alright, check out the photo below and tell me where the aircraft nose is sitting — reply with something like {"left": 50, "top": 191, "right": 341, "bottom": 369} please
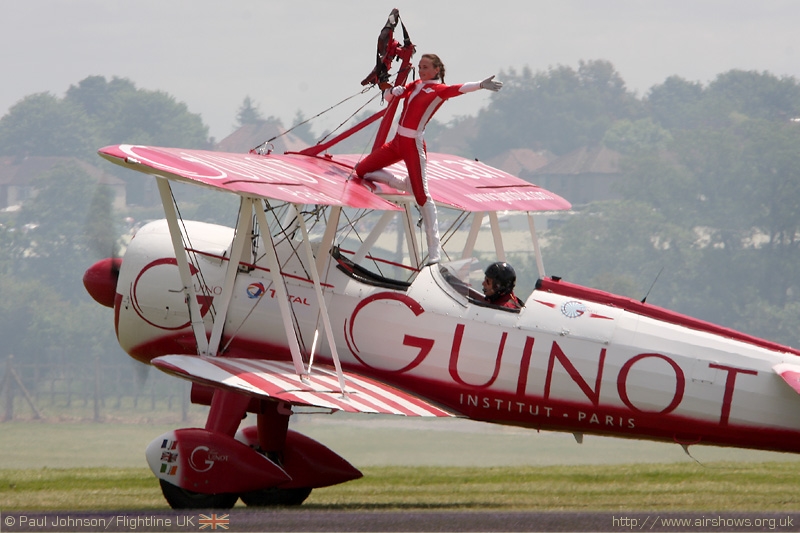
{"left": 83, "top": 258, "right": 122, "bottom": 308}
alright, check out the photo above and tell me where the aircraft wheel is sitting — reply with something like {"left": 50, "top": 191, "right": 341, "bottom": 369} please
{"left": 239, "top": 487, "right": 312, "bottom": 507}
{"left": 158, "top": 479, "right": 238, "bottom": 509}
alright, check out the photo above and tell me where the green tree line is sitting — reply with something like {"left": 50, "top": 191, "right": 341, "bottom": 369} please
{"left": 2, "top": 62, "right": 800, "bottom": 389}
{"left": 0, "top": 76, "right": 214, "bottom": 388}
{"left": 510, "top": 65, "right": 800, "bottom": 346}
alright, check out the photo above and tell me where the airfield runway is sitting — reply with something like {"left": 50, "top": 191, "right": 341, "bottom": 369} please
{"left": 5, "top": 417, "right": 800, "bottom": 532}
{"left": 2, "top": 510, "right": 587, "bottom": 532}
{"left": 4, "top": 509, "right": 796, "bottom": 532}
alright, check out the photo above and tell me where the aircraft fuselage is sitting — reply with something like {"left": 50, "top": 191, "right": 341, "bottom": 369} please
{"left": 114, "top": 220, "right": 800, "bottom": 454}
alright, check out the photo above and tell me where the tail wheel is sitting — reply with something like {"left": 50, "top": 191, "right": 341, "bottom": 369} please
{"left": 239, "top": 487, "right": 312, "bottom": 507}
{"left": 159, "top": 479, "right": 239, "bottom": 509}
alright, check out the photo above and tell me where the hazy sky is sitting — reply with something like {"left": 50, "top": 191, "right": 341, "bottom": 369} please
{"left": 3, "top": 1, "right": 800, "bottom": 142}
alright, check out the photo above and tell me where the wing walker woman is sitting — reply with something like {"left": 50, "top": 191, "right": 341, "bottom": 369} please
{"left": 356, "top": 53, "right": 503, "bottom": 265}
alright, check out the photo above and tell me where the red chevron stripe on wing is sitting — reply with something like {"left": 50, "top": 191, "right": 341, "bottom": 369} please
{"left": 218, "top": 358, "right": 434, "bottom": 416}
{"left": 151, "top": 355, "right": 452, "bottom": 417}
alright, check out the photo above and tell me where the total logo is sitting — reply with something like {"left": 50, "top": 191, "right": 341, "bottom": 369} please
{"left": 247, "top": 282, "right": 266, "bottom": 299}
{"left": 189, "top": 446, "right": 229, "bottom": 472}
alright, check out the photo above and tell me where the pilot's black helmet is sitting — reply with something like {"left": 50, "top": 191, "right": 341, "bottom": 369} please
{"left": 485, "top": 262, "right": 516, "bottom": 296}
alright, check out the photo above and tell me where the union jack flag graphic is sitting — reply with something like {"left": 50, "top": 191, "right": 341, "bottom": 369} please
{"left": 198, "top": 513, "right": 229, "bottom": 530}
{"left": 160, "top": 451, "right": 178, "bottom": 462}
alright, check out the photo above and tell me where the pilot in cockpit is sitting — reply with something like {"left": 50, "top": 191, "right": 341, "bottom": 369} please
{"left": 481, "top": 262, "right": 524, "bottom": 310}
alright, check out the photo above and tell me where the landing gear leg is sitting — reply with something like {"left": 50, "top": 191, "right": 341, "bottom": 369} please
{"left": 239, "top": 400, "right": 313, "bottom": 507}
{"left": 155, "top": 390, "right": 252, "bottom": 509}
{"left": 256, "top": 399, "right": 291, "bottom": 463}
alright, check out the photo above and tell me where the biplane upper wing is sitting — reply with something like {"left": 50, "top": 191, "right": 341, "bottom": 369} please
{"left": 99, "top": 145, "right": 570, "bottom": 212}
{"left": 335, "top": 152, "right": 572, "bottom": 212}
{"left": 152, "top": 355, "right": 454, "bottom": 417}
{"left": 98, "top": 145, "right": 401, "bottom": 211}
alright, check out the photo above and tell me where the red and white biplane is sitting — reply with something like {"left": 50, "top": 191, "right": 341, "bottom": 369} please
{"left": 84, "top": 11, "right": 800, "bottom": 509}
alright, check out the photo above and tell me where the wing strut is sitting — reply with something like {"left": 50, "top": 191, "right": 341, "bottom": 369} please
{"left": 403, "top": 204, "right": 422, "bottom": 267}
{"left": 156, "top": 177, "right": 210, "bottom": 356}
{"left": 291, "top": 204, "right": 347, "bottom": 394}
{"left": 527, "top": 212, "right": 546, "bottom": 279}
{"left": 316, "top": 206, "right": 341, "bottom": 276}
{"left": 488, "top": 211, "right": 506, "bottom": 262}
{"left": 251, "top": 202, "right": 347, "bottom": 394}
{"left": 354, "top": 210, "right": 395, "bottom": 264}
{"left": 462, "top": 211, "right": 484, "bottom": 259}
{"left": 207, "top": 198, "right": 253, "bottom": 357}
{"left": 252, "top": 201, "right": 307, "bottom": 377}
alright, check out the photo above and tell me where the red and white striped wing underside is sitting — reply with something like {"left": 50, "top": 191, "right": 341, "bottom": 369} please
{"left": 152, "top": 355, "right": 452, "bottom": 417}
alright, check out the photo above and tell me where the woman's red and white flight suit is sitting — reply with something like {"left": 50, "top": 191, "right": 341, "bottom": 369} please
{"left": 356, "top": 77, "right": 497, "bottom": 264}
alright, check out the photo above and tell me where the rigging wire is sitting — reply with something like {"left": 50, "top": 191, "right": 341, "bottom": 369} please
{"left": 168, "top": 186, "right": 216, "bottom": 323}
{"left": 351, "top": 65, "right": 416, "bottom": 169}
{"left": 221, "top": 200, "right": 312, "bottom": 359}
{"left": 251, "top": 87, "right": 377, "bottom": 155}
{"left": 335, "top": 208, "right": 373, "bottom": 247}
{"left": 220, "top": 279, "right": 270, "bottom": 356}
{"left": 438, "top": 210, "right": 472, "bottom": 263}
{"left": 262, "top": 199, "right": 310, "bottom": 359}
{"left": 315, "top": 90, "right": 383, "bottom": 147}
{"left": 250, "top": 60, "right": 413, "bottom": 158}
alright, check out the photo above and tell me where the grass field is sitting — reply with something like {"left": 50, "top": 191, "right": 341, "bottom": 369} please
{"left": 3, "top": 416, "right": 800, "bottom": 511}
{"left": 2, "top": 463, "right": 800, "bottom": 511}
{"left": 4, "top": 414, "right": 800, "bottom": 469}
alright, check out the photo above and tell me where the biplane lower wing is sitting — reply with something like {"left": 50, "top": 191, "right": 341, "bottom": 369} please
{"left": 98, "top": 145, "right": 401, "bottom": 210}
{"left": 774, "top": 363, "right": 800, "bottom": 396}
{"left": 152, "top": 355, "right": 454, "bottom": 417}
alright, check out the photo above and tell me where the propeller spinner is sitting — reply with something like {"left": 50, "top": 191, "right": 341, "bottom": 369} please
{"left": 83, "top": 257, "right": 122, "bottom": 308}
